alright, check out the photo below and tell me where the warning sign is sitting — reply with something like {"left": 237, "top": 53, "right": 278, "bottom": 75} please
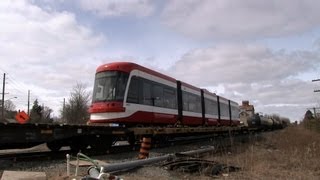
{"left": 15, "top": 111, "right": 30, "bottom": 124}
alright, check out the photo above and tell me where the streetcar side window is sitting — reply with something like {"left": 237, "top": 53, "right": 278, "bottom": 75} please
{"left": 205, "top": 98, "right": 218, "bottom": 115}
{"left": 127, "top": 76, "right": 140, "bottom": 104}
{"left": 231, "top": 106, "right": 239, "bottom": 119}
{"left": 138, "top": 77, "right": 177, "bottom": 109}
{"left": 220, "top": 102, "right": 230, "bottom": 118}
{"left": 163, "top": 87, "right": 177, "bottom": 109}
{"left": 153, "top": 84, "right": 164, "bottom": 107}
{"left": 194, "top": 95, "right": 202, "bottom": 113}
{"left": 188, "top": 94, "right": 197, "bottom": 112}
{"left": 182, "top": 91, "right": 201, "bottom": 113}
{"left": 182, "top": 91, "right": 188, "bottom": 111}
{"left": 142, "top": 80, "right": 153, "bottom": 105}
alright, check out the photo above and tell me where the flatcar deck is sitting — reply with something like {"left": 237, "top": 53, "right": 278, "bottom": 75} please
{"left": 130, "top": 126, "right": 255, "bottom": 135}
{"left": 0, "top": 122, "right": 128, "bottom": 150}
{"left": 0, "top": 122, "right": 262, "bottom": 151}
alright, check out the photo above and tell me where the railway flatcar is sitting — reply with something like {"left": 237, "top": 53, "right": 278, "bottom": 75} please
{"left": 89, "top": 62, "right": 240, "bottom": 127}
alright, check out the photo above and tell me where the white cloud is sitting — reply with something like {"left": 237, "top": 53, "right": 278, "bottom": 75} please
{"left": 314, "top": 38, "right": 320, "bottom": 50}
{"left": 169, "top": 44, "right": 320, "bottom": 86}
{"left": 162, "top": 0, "right": 320, "bottom": 39}
{"left": 0, "top": 2, "right": 104, "bottom": 62}
{"left": 167, "top": 43, "right": 320, "bottom": 121}
{"left": 1, "top": 0, "right": 318, "bottom": 122}
{"left": 223, "top": 79, "right": 317, "bottom": 105}
{"left": 79, "top": 0, "right": 155, "bottom": 18}
{"left": 219, "top": 79, "right": 317, "bottom": 121}
{"left": 0, "top": 0, "right": 106, "bottom": 115}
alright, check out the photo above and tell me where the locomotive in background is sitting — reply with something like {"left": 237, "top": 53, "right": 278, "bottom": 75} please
{"left": 240, "top": 101, "right": 290, "bottom": 130}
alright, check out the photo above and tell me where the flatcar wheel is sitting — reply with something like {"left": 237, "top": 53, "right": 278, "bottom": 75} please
{"left": 47, "top": 141, "right": 62, "bottom": 152}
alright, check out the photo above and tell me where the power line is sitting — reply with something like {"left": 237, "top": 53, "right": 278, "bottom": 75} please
{"left": 6, "top": 73, "right": 29, "bottom": 90}
{"left": 313, "top": 78, "right": 320, "bottom": 93}
{"left": 6, "top": 78, "right": 26, "bottom": 95}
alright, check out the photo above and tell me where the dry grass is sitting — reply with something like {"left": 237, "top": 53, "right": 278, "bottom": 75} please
{"left": 120, "top": 126, "right": 320, "bottom": 180}
{"left": 120, "top": 125, "right": 320, "bottom": 180}
{"left": 303, "top": 118, "right": 320, "bottom": 133}
{"left": 206, "top": 126, "right": 320, "bottom": 179}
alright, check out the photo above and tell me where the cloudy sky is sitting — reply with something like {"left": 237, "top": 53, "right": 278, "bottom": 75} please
{"left": 1, "top": 0, "right": 320, "bottom": 121}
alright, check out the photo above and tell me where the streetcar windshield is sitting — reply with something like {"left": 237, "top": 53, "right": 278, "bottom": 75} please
{"left": 92, "top": 71, "right": 129, "bottom": 102}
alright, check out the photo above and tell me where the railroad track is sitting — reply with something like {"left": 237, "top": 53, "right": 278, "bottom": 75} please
{"left": 0, "top": 145, "right": 137, "bottom": 161}
{"left": 0, "top": 132, "right": 258, "bottom": 161}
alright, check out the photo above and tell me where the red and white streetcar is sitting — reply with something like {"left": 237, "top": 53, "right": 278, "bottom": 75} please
{"left": 89, "top": 62, "right": 240, "bottom": 127}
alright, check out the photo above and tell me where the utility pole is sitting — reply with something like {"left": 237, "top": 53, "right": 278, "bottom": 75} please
{"left": 1, "top": 73, "right": 5, "bottom": 121}
{"left": 313, "top": 79, "right": 320, "bottom": 92}
{"left": 312, "top": 78, "right": 320, "bottom": 117}
{"left": 27, "top": 90, "right": 30, "bottom": 115}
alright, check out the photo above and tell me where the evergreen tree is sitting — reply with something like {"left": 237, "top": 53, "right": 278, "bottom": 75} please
{"left": 30, "top": 99, "right": 42, "bottom": 123}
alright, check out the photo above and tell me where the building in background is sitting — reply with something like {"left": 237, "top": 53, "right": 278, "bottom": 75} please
{"left": 239, "top": 100, "right": 255, "bottom": 126}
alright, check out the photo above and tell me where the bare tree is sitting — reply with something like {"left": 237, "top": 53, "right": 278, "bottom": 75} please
{"left": 4, "top": 100, "right": 16, "bottom": 111}
{"left": 2, "top": 100, "right": 17, "bottom": 120}
{"left": 61, "top": 83, "right": 91, "bottom": 124}
{"left": 42, "top": 106, "right": 53, "bottom": 123}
